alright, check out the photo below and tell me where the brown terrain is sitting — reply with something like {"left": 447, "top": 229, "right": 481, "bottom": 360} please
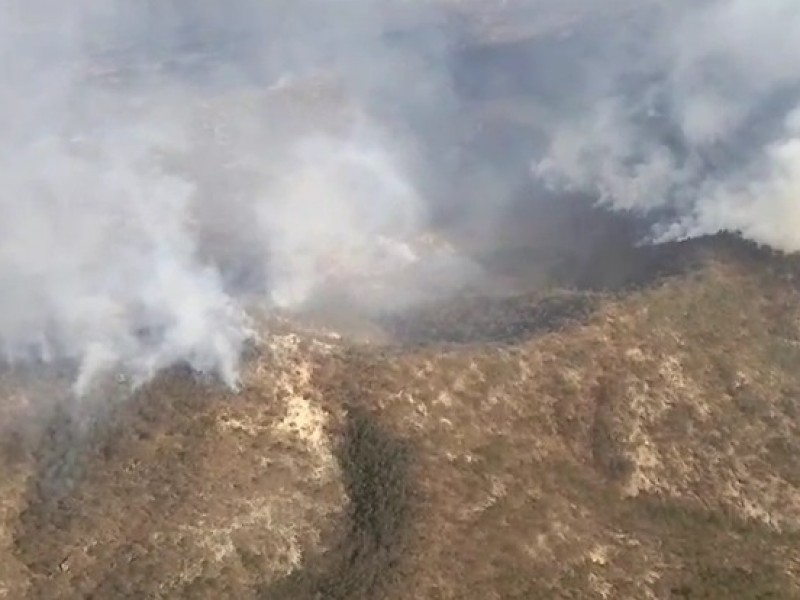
{"left": 4, "top": 4, "right": 800, "bottom": 598}
{"left": 3, "top": 233, "right": 800, "bottom": 599}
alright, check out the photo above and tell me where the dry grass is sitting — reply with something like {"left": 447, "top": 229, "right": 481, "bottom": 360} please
{"left": 3, "top": 238, "right": 800, "bottom": 598}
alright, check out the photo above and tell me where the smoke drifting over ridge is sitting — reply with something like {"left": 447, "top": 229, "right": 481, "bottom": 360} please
{"left": 0, "top": 1, "right": 457, "bottom": 391}
{"left": 2, "top": 0, "right": 799, "bottom": 390}
{"left": 532, "top": 0, "right": 800, "bottom": 248}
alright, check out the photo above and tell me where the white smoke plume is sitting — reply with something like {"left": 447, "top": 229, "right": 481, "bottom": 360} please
{"left": 4, "top": 0, "right": 800, "bottom": 392}
{"left": 532, "top": 0, "right": 800, "bottom": 250}
{"left": 0, "top": 0, "right": 454, "bottom": 392}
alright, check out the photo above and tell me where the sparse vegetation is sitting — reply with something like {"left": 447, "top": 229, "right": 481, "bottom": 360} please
{"left": 386, "top": 291, "right": 598, "bottom": 345}
{"left": 262, "top": 405, "right": 413, "bottom": 600}
{"left": 5, "top": 234, "right": 800, "bottom": 599}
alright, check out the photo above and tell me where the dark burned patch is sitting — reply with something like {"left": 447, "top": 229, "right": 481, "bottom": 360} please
{"left": 455, "top": 178, "right": 786, "bottom": 296}
{"left": 10, "top": 362, "right": 415, "bottom": 599}
{"left": 384, "top": 291, "right": 597, "bottom": 346}
{"left": 376, "top": 222, "right": 784, "bottom": 347}
{"left": 11, "top": 396, "right": 117, "bottom": 582}
{"left": 23, "top": 407, "right": 88, "bottom": 506}
{"left": 477, "top": 226, "right": 735, "bottom": 294}
{"left": 11, "top": 366, "right": 219, "bottom": 594}
{"left": 589, "top": 376, "right": 634, "bottom": 483}
{"left": 557, "top": 235, "right": 711, "bottom": 292}
{"left": 262, "top": 405, "right": 414, "bottom": 600}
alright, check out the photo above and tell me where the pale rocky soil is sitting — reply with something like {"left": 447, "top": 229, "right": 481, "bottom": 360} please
{"left": 3, "top": 238, "right": 800, "bottom": 598}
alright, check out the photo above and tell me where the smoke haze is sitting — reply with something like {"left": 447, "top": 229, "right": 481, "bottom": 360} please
{"left": 1, "top": 0, "right": 799, "bottom": 390}
{"left": 532, "top": 0, "right": 800, "bottom": 248}
{"left": 0, "top": 1, "right": 457, "bottom": 391}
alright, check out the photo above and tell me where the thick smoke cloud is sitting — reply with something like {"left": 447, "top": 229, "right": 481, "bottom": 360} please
{"left": 0, "top": 0, "right": 456, "bottom": 391}
{"left": 532, "top": 0, "right": 800, "bottom": 249}
{"left": 3, "top": 0, "right": 799, "bottom": 391}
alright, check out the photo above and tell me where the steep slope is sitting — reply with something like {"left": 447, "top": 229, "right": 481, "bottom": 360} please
{"left": 3, "top": 240, "right": 800, "bottom": 599}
